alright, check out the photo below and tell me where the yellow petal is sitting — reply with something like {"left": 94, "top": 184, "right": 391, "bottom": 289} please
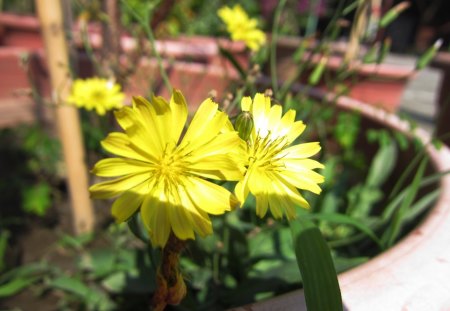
{"left": 89, "top": 173, "right": 149, "bottom": 199}
{"left": 181, "top": 99, "right": 223, "bottom": 145}
{"left": 284, "top": 158, "right": 325, "bottom": 171}
{"left": 280, "top": 142, "right": 321, "bottom": 159}
{"left": 170, "top": 89, "right": 188, "bottom": 141}
{"left": 178, "top": 185, "right": 213, "bottom": 237}
{"left": 188, "top": 154, "right": 243, "bottom": 181}
{"left": 268, "top": 104, "right": 282, "bottom": 130}
{"left": 277, "top": 170, "right": 324, "bottom": 194}
{"left": 101, "top": 132, "right": 158, "bottom": 163}
{"left": 111, "top": 189, "right": 145, "bottom": 222}
{"left": 255, "top": 193, "right": 269, "bottom": 218}
{"left": 235, "top": 173, "right": 250, "bottom": 205}
{"left": 247, "top": 167, "right": 272, "bottom": 195}
{"left": 114, "top": 106, "right": 135, "bottom": 131}
{"left": 241, "top": 96, "right": 252, "bottom": 111}
{"left": 140, "top": 189, "right": 171, "bottom": 248}
{"left": 189, "top": 132, "right": 243, "bottom": 158}
{"left": 185, "top": 176, "right": 237, "bottom": 215}
{"left": 286, "top": 121, "right": 306, "bottom": 143}
{"left": 91, "top": 158, "right": 151, "bottom": 177}
{"left": 168, "top": 203, "right": 195, "bottom": 241}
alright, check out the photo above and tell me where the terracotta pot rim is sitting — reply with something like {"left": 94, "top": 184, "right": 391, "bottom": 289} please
{"left": 230, "top": 91, "right": 450, "bottom": 310}
{"left": 0, "top": 12, "right": 40, "bottom": 30}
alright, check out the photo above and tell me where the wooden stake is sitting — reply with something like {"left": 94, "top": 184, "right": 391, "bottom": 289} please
{"left": 35, "top": 0, "right": 94, "bottom": 234}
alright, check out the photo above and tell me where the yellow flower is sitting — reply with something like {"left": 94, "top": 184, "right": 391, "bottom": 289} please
{"left": 89, "top": 90, "right": 244, "bottom": 247}
{"left": 235, "top": 94, "right": 325, "bottom": 220}
{"left": 218, "top": 4, "right": 266, "bottom": 51}
{"left": 68, "top": 78, "right": 124, "bottom": 115}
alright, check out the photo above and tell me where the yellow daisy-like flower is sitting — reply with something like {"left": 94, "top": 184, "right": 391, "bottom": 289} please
{"left": 67, "top": 78, "right": 124, "bottom": 115}
{"left": 218, "top": 4, "right": 266, "bottom": 52}
{"left": 235, "top": 94, "right": 325, "bottom": 220}
{"left": 89, "top": 90, "right": 244, "bottom": 247}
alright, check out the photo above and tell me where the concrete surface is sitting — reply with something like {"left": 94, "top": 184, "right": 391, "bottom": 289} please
{"left": 387, "top": 53, "right": 442, "bottom": 133}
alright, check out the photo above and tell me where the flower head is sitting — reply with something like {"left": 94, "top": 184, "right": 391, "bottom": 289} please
{"left": 89, "top": 90, "right": 244, "bottom": 247}
{"left": 218, "top": 4, "right": 266, "bottom": 52}
{"left": 235, "top": 94, "right": 324, "bottom": 220}
{"left": 68, "top": 78, "right": 124, "bottom": 115}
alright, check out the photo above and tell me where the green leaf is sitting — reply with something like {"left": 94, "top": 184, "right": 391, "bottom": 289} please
{"left": 0, "top": 262, "right": 49, "bottom": 284}
{"left": 48, "top": 276, "right": 91, "bottom": 297}
{"left": 382, "top": 157, "right": 428, "bottom": 247}
{"left": 291, "top": 218, "right": 343, "bottom": 311}
{"left": 404, "top": 189, "right": 441, "bottom": 222}
{"left": 366, "top": 141, "right": 397, "bottom": 187}
{"left": 219, "top": 46, "right": 246, "bottom": 80}
{"left": 0, "top": 230, "right": 10, "bottom": 271}
{"left": 77, "top": 249, "right": 117, "bottom": 278}
{"left": 0, "top": 276, "right": 40, "bottom": 297}
{"left": 306, "top": 212, "right": 381, "bottom": 247}
{"left": 22, "top": 182, "right": 52, "bottom": 216}
{"left": 47, "top": 276, "right": 115, "bottom": 311}
{"left": 58, "top": 232, "right": 94, "bottom": 250}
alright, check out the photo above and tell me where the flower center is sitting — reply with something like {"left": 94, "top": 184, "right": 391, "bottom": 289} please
{"left": 91, "top": 89, "right": 105, "bottom": 101}
{"left": 249, "top": 131, "right": 287, "bottom": 171}
{"left": 154, "top": 144, "right": 187, "bottom": 185}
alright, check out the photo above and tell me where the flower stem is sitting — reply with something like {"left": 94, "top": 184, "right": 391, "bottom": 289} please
{"left": 152, "top": 233, "right": 186, "bottom": 310}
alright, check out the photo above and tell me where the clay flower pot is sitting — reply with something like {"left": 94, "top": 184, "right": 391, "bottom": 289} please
{"left": 271, "top": 36, "right": 415, "bottom": 113}
{"left": 230, "top": 91, "right": 450, "bottom": 311}
{"left": 0, "top": 12, "right": 248, "bottom": 127}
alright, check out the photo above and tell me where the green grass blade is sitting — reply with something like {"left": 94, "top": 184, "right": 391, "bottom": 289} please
{"left": 388, "top": 148, "right": 426, "bottom": 200}
{"left": 0, "top": 276, "right": 40, "bottom": 297}
{"left": 404, "top": 189, "right": 441, "bottom": 222}
{"left": 306, "top": 212, "right": 381, "bottom": 247}
{"left": 382, "top": 158, "right": 428, "bottom": 248}
{"left": 218, "top": 47, "right": 246, "bottom": 80}
{"left": 291, "top": 218, "right": 343, "bottom": 311}
{"left": 381, "top": 168, "right": 450, "bottom": 223}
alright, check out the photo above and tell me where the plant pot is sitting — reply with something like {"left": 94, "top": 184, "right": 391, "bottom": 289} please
{"left": 271, "top": 36, "right": 415, "bottom": 112}
{"left": 230, "top": 90, "right": 450, "bottom": 310}
{"left": 0, "top": 12, "right": 247, "bottom": 127}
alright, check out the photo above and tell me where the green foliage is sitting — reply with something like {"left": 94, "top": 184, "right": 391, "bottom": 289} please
{"left": 0, "top": 230, "right": 9, "bottom": 272}
{"left": 291, "top": 218, "right": 342, "bottom": 311}
{"left": 22, "top": 182, "right": 52, "bottom": 216}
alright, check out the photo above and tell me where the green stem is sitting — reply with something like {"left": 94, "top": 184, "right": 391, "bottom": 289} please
{"left": 121, "top": 1, "right": 172, "bottom": 93}
{"left": 270, "top": 0, "right": 287, "bottom": 94}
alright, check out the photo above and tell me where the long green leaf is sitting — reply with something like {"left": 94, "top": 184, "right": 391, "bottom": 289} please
{"left": 366, "top": 141, "right": 397, "bottom": 187}
{"left": 0, "top": 277, "right": 40, "bottom": 297}
{"left": 306, "top": 212, "right": 382, "bottom": 247}
{"left": 291, "top": 218, "right": 343, "bottom": 311}
{"left": 382, "top": 158, "right": 428, "bottom": 247}
{"left": 219, "top": 47, "right": 246, "bottom": 80}
{"left": 404, "top": 189, "right": 441, "bottom": 222}
{"left": 381, "top": 169, "right": 450, "bottom": 222}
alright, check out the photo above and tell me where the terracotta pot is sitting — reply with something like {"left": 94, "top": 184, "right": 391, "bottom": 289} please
{"left": 230, "top": 89, "right": 450, "bottom": 311}
{"left": 0, "top": 12, "right": 247, "bottom": 127}
{"left": 271, "top": 36, "right": 415, "bottom": 112}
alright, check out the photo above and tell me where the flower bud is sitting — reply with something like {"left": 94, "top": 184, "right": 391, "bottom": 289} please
{"left": 235, "top": 111, "right": 254, "bottom": 141}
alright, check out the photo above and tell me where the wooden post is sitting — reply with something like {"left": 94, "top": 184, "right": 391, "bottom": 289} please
{"left": 35, "top": 0, "right": 94, "bottom": 234}
{"left": 344, "top": 0, "right": 370, "bottom": 63}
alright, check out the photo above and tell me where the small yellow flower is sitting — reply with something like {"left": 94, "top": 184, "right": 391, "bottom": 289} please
{"left": 218, "top": 4, "right": 266, "bottom": 51}
{"left": 68, "top": 78, "right": 124, "bottom": 115}
{"left": 89, "top": 90, "right": 244, "bottom": 247}
{"left": 235, "top": 94, "right": 325, "bottom": 219}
